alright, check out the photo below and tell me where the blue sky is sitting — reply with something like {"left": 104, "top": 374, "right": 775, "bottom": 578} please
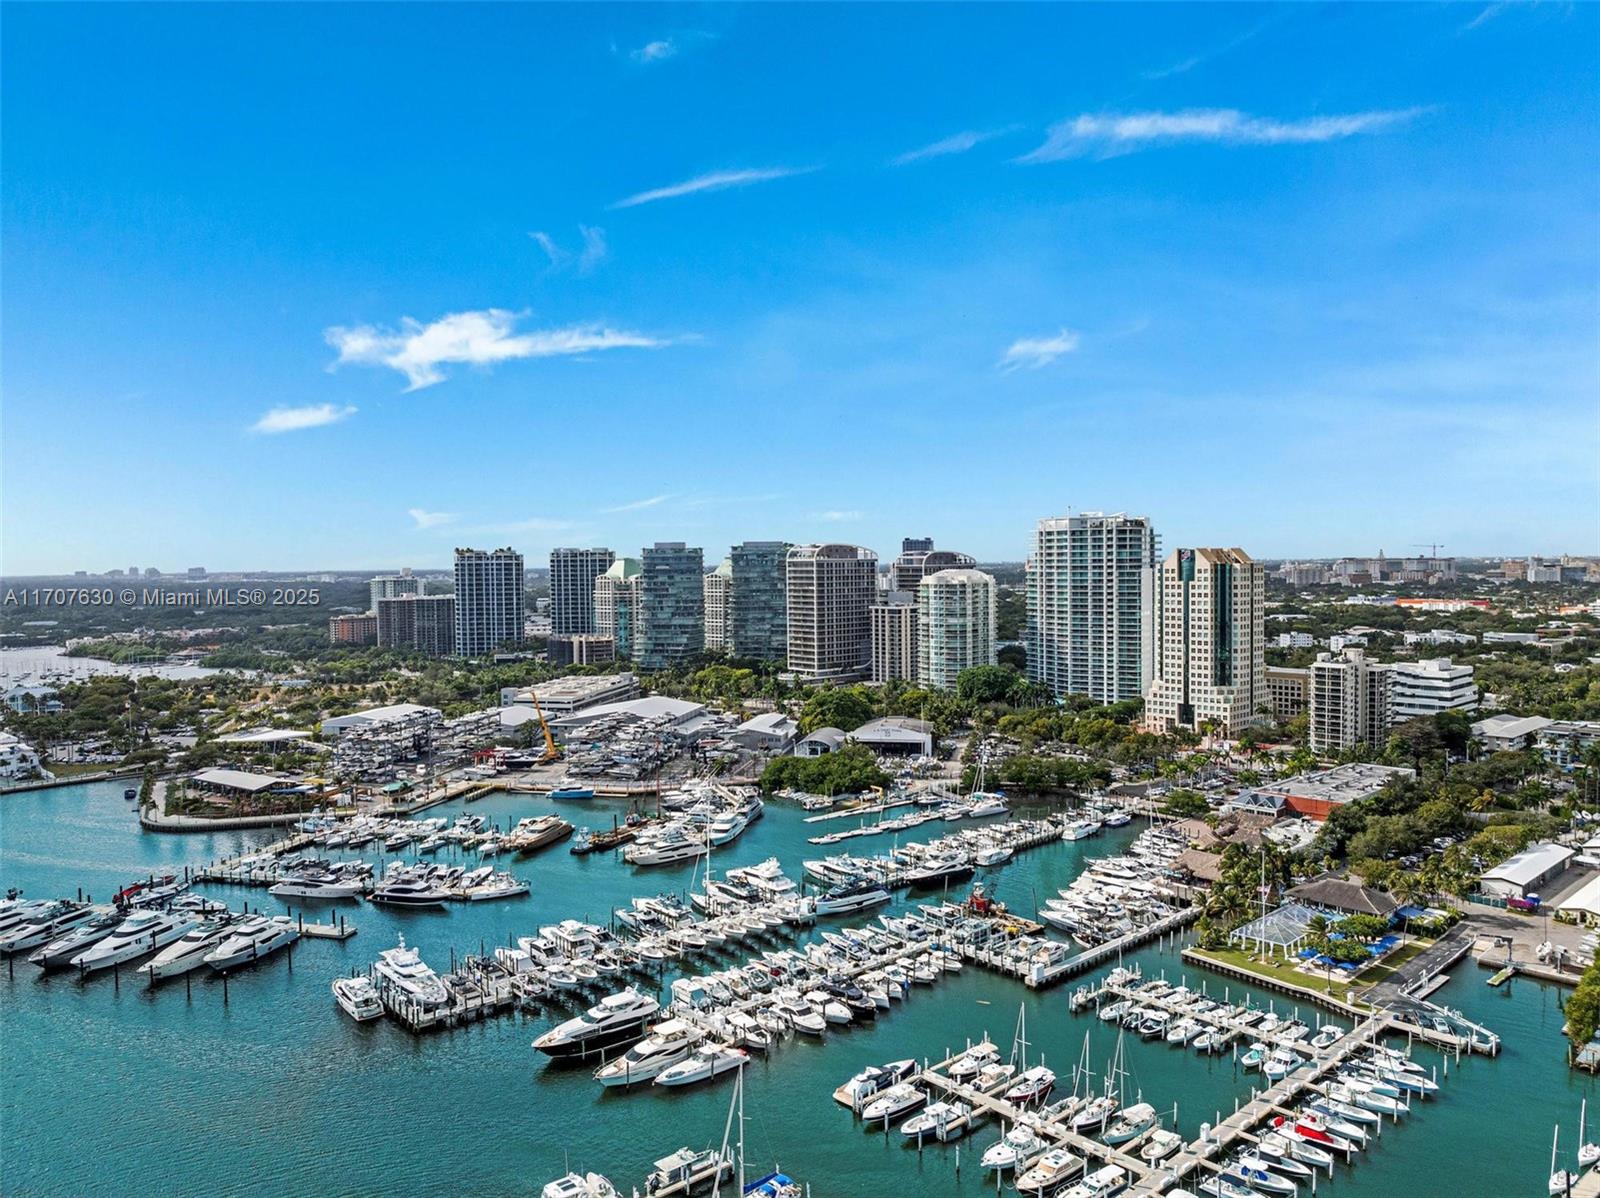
{"left": 3, "top": 2, "right": 1596, "bottom": 573}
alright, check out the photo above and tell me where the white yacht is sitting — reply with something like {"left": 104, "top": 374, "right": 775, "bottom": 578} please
{"left": 1016, "top": 1149, "right": 1086, "bottom": 1195}
{"left": 369, "top": 878, "right": 451, "bottom": 907}
{"left": 70, "top": 911, "right": 198, "bottom": 972}
{"left": 332, "top": 975, "right": 384, "bottom": 1022}
{"left": 1062, "top": 818, "right": 1102, "bottom": 841}
{"left": 860, "top": 1082, "right": 927, "bottom": 1124}
{"left": 0, "top": 903, "right": 99, "bottom": 953}
{"left": 540, "top": 1173, "right": 620, "bottom": 1198}
{"left": 653, "top": 1042, "right": 748, "bottom": 1087}
{"left": 625, "top": 827, "right": 709, "bottom": 866}
{"left": 28, "top": 911, "right": 122, "bottom": 969}
{"left": 975, "top": 843, "right": 1014, "bottom": 867}
{"left": 773, "top": 992, "right": 826, "bottom": 1036}
{"left": 833, "top": 1058, "right": 917, "bottom": 1112}
{"left": 706, "top": 809, "right": 749, "bottom": 846}
{"left": 814, "top": 879, "right": 891, "bottom": 916}
{"left": 947, "top": 1040, "right": 1001, "bottom": 1081}
{"left": 372, "top": 935, "right": 450, "bottom": 1008}
{"left": 593, "top": 1020, "right": 705, "bottom": 1087}
{"left": 533, "top": 987, "right": 661, "bottom": 1059}
{"left": 982, "top": 1123, "right": 1044, "bottom": 1171}
{"left": 268, "top": 874, "right": 365, "bottom": 900}
{"left": 204, "top": 916, "right": 300, "bottom": 972}
{"left": 139, "top": 919, "right": 235, "bottom": 979}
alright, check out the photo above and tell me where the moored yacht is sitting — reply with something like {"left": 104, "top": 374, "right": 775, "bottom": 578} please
{"left": 1015, "top": 1148, "right": 1086, "bottom": 1195}
{"left": 268, "top": 874, "right": 365, "bottom": 900}
{"left": 533, "top": 987, "right": 661, "bottom": 1059}
{"left": 372, "top": 935, "right": 450, "bottom": 1008}
{"left": 814, "top": 879, "right": 891, "bottom": 916}
{"left": 70, "top": 910, "right": 198, "bottom": 973}
{"left": 593, "top": 1019, "right": 705, "bottom": 1087}
{"left": 0, "top": 903, "right": 99, "bottom": 953}
{"left": 653, "top": 1042, "right": 748, "bottom": 1087}
{"left": 332, "top": 975, "right": 384, "bottom": 1021}
{"left": 139, "top": 918, "right": 235, "bottom": 979}
{"left": 204, "top": 915, "right": 300, "bottom": 972}
{"left": 369, "top": 878, "right": 451, "bottom": 907}
{"left": 28, "top": 910, "right": 122, "bottom": 970}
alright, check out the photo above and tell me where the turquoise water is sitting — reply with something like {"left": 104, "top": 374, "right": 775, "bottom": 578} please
{"left": 0, "top": 781, "right": 1591, "bottom": 1196}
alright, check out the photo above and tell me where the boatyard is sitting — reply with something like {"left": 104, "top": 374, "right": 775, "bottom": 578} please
{"left": 0, "top": 776, "right": 1589, "bottom": 1198}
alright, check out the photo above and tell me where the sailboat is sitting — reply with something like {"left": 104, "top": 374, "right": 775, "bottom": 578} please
{"left": 712, "top": 1062, "right": 805, "bottom": 1198}
{"left": 1551, "top": 1124, "right": 1580, "bottom": 1196}
{"left": 1002, "top": 1003, "right": 1057, "bottom": 1105}
{"left": 1581, "top": 1099, "right": 1600, "bottom": 1170}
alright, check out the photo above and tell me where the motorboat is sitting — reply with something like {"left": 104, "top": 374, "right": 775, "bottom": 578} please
{"left": 982, "top": 1123, "right": 1044, "bottom": 1171}
{"left": 833, "top": 1058, "right": 917, "bottom": 1111}
{"left": 860, "top": 1082, "right": 927, "bottom": 1124}
{"left": 1065, "top": 1165, "right": 1129, "bottom": 1197}
{"left": 28, "top": 909, "right": 123, "bottom": 969}
{"left": 644, "top": 1148, "right": 731, "bottom": 1193}
{"left": 70, "top": 911, "right": 197, "bottom": 972}
{"left": 653, "top": 1043, "right": 748, "bottom": 1087}
{"left": 1262, "top": 1048, "right": 1302, "bottom": 1081}
{"left": 533, "top": 987, "right": 661, "bottom": 1059}
{"left": 975, "top": 843, "right": 1014, "bottom": 867}
{"left": 1005, "top": 1066, "right": 1057, "bottom": 1106}
{"left": 1139, "top": 1128, "right": 1183, "bottom": 1163}
{"left": 204, "top": 916, "right": 300, "bottom": 972}
{"left": 900, "top": 1100, "right": 971, "bottom": 1140}
{"left": 814, "top": 879, "right": 891, "bottom": 916}
{"left": 773, "top": 993, "right": 826, "bottom": 1036}
{"left": 1259, "top": 1131, "right": 1332, "bottom": 1172}
{"left": 594, "top": 1020, "right": 705, "bottom": 1087}
{"left": 0, "top": 903, "right": 97, "bottom": 953}
{"left": 539, "top": 1173, "right": 619, "bottom": 1198}
{"left": 369, "top": 879, "right": 451, "bottom": 907}
{"left": 1062, "top": 818, "right": 1102, "bottom": 841}
{"left": 548, "top": 785, "right": 596, "bottom": 801}
{"left": 1237, "top": 1149, "right": 1311, "bottom": 1180}
{"left": 1219, "top": 1160, "right": 1296, "bottom": 1195}
{"left": 332, "top": 975, "right": 384, "bottom": 1021}
{"left": 1270, "top": 1114, "right": 1354, "bottom": 1155}
{"left": 138, "top": 919, "right": 235, "bottom": 979}
{"left": 904, "top": 856, "right": 975, "bottom": 889}
{"left": 1197, "top": 1179, "right": 1255, "bottom": 1198}
{"left": 1102, "top": 1102, "right": 1157, "bottom": 1146}
{"left": 372, "top": 935, "right": 450, "bottom": 1008}
{"left": 1015, "top": 1148, "right": 1086, "bottom": 1195}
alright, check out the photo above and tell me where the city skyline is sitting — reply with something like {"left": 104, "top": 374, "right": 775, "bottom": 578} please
{"left": 4, "top": 4, "right": 1598, "bottom": 573}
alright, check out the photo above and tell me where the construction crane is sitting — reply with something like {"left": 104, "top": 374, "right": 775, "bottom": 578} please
{"left": 527, "top": 690, "right": 560, "bottom": 764}
{"left": 1413, "top": 543, "right": 1445, "bottom": 559}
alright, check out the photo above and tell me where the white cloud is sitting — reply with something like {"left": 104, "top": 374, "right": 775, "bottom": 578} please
{"left": 530, "top": 226, "right": 607, "bottom": 274}
{"left": 893, "top": 128, "right": 1014, "bottom": 166}
{"left": 1000, "top": 329, "right": 1081, "bottom": 372}
{"left": 632, "top": 39, "right": 676, "bottom": 63}
{"left": 529, "top": 231, "right": 567, "bottom": 267}
{"left": 325, "top": 308, "right": 671, "bottom": 390}
{"left": 602, "top": 494, "right": 673, "bottom": 513}
{"left": 610, "top": 167, "right": 813, "bottom": 209}
{"left": 407, "top": 508, "right": 456, "bottom": 530}
{"left": 1462, "top": 3, "right": 1508, "bottom": 32}
{"left": 1017, "top": 107, "right": 1428, "bottom": 162}
{"left": 817, "top": 510, "right": 862, "bottom": 523}
{"left": 249, "top": 403, "right": 356, "bottom": 434}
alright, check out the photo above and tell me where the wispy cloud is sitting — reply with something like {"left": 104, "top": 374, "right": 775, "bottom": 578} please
{"left": 816, "top": 510, "right": 862, "bottom": 523}
{"left": 1017, "top": 107, "right": 1428, "bottom": 162}
{"left": 1461, "top": 3, "right": 1508, "bottom": 32}
{"left": 1141, "top": 16, "right": 1279, "bottom": 80}
{"left": 407, "top": 508, "right": 456, "bottom": 530}
{"left": 325, "top": 308, "right": 671, "bottom": 390}
{"left": 602, "top": 494, "right": 673, "bottom": 514}
{"left": 250, "top": 403, "right": 356, "bottom": 434}
{"left": 892, "top": 127, "right": 1016, "bottom": 166}
{"left": 610, "top": 167, "right": 814, "bottom": 209}
{"left": 632, "top": 38, "right": 677, "bottom": 63}
{"left": 1000, "top": 329, "right": 1081, "bottom": 372}
{"left": 528, "top": 225, "right": 608, "bottom": 274}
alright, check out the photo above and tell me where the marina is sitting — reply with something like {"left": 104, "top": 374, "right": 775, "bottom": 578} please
{"left": 1, "top": 778, "right": 1595, "bottom": 1198}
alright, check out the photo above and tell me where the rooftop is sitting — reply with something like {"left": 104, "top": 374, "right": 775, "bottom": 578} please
{"left": 1286, "top": 877, "right": 1400, "bottom": 917}
{"left": 1258, "top": 763, "right": 1415, "bottom": 805}
{"left": 1482, "top": 842, "right": 1574, "bottom": 888}
{"left": 191, "top": 768, "right": 288, "bottom": 794}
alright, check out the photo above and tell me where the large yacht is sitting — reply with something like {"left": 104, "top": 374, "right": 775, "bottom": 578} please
{"left": 533, "top": 987, "right": 661, "bottom": 1059}
{"left": 814, "top": 878, "right": 891, "bottom": 916}
{"left": 624, "top": 826, "right": 709, "bottom": 866}
{"left": 369, "top": 878, "right": 451, "bottom": 907}
{"left": 70, "top": 910, "right": 198, "bottom": 972}
{"left": 372, "top": 935, "right": 450, "bottom": 1008}
{"left": 0, "top": 902, "right": 99, "bottom": 953}
{"left": 27, "top": 911, "right": 123, "bottom": 970}
{"left": 268, "top": 874, "right": 365, "bottom": 900}
{"left": 204, "top": 915, "right": 300, "bottom": 972}
{"left": 593, "top": 1019, "right": 705, "bottom": 1087}
{"left": 138, "top": 918, "right": 235, "bottom": 979}
{"left": 331, "top": 976, "right": 384, "bottom": 1022}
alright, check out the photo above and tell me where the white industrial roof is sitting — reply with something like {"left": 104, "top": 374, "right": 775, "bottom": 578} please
{"left": 191, "top": 768, "right": 286, "bottom": 793}
{"left": 1558, "top": 874, "right": 1600, "bottom": 919}
{"left": 1482, "top": 842, "right": 1574, "bottom": 888}
{"left": 1473, "top": 714, "right": 1554, "bottom": 738}
{"left": 216, "top": 728, "right": 311, "bottom": 744}
{"left": 738, "top": 712, "right": 798, "bottom": 735}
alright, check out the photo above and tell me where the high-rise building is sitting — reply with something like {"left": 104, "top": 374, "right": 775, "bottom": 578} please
{"left": 917, "top": 569, "right": 998, "bottom": 691}
{"left": 870, "top": 591, "right": 917, "bottom": 683}
{"left": 453, "top": 547, "right": 524, "bottom": 657}
{"left": 593, "top": 558, "right": 642, "bottom": 658}
{"left": 703, "top": 558, "right": 733, "bottom": 652}
{"left": 1390, "top": 658, "right": 1478, "bottom": 724}
{"left": 1266, "top": 665, "right": 1312, "bottom": 723}
{"left": 1025, "top": 512, "right": 1159, "bottom": 702}
{"left": 729, "top": 541, "right": 790, "bottom": 661}
{"left": 637, "top": 543, "right": 704, "bottom": 670}
{"left": 369, "top": 569, "right": 420, "bottom": 611}
{"left": 1310, "top": 648, "right": 1391, "bottom": 752}
{"left": 549, "top": 548, "right": 614, "bottom": 636}
{"left": 1143, "top": 548, "right": 1265, "bottom": 736}
{"left": 786, "top": 544, "right": 877, "bottom": 683}
{"left": 888, "top": 539, "right": 977, "bottom": 593}
{"left": 377, "top": 594, "right": 457, "bottom": 657}
{"left": 328, "top": 613, "right": 379, "bottom": 646}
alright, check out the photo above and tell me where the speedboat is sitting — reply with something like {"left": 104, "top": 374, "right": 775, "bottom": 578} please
{"left": 982, "top": 1123, "right": 1044, "bottom": 1171}
{"left": 833, "top": 1058, "right": 917, "bottom": 1111}
{"left": 1102, "top": 1102, "right": 1157, "bottom": 1146}
{"left": 773, "top": 993, "right": 826, "bottom": 1036}
{"left": 70, "top": 911, "right": 198, "bottom": 972}
{"left": 332, "top": 975, "right": 384, "bottom": 1021}
{"left": 533, "top": 987, "right": 660, "bottom": 1059}
{"left": 1015, "top": 1148, "right": 1085, "bottom": 1195}
{"left": 1066, "top": 1165, "right": 1128, "bottom": 1197}
{"left": 900, "top": 1100, "right": 971, "bottom": 1140}
{"left": 204, "top": 916, "right": 300, "bottom": 972}
{"left": 1005, "top": 1066, "right": 1057, "bottom": 1106}
{"left": 653, "top": 1043, "right": 748, "bottom": 1087}
{"left": 372, "top": 935, "right": 450, "bottom": 1008}
{"left": 975, "top": 844, "right": 1014, "bottom": 866}
{"left": 594, "top": 1020, "right": 705, "bottom": 1087}
{"left": 860, "top": 1082, "right": 927, "bottom": 1124}
{"left": 1139, "top": 1128, "right": 1183, "bottom": 1163}
{"left": 1220, "top": 1159, "right": 1296, "bottom": 1195}
{"left": 139, "top": 919, "right": 235, "bottom": 979}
